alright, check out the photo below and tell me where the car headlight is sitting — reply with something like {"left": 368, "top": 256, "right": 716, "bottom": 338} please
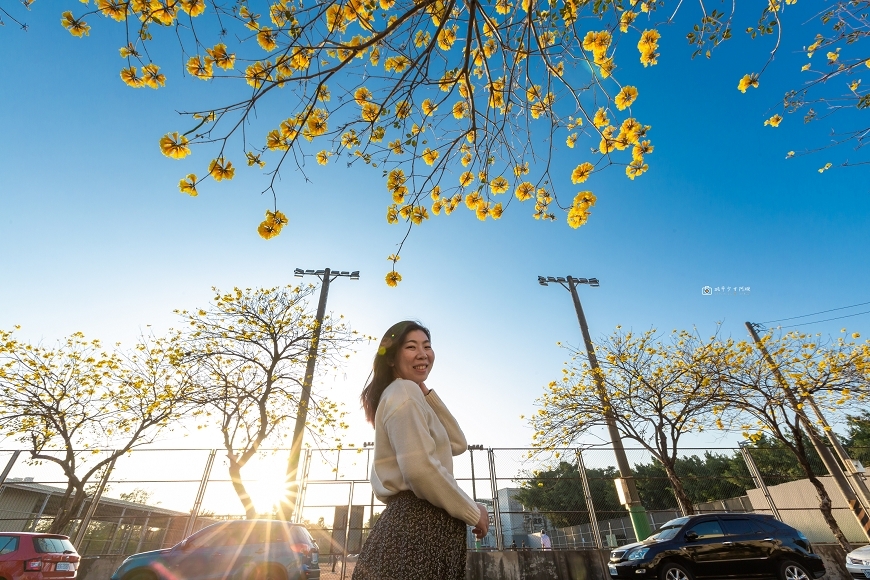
{"left": 627, "top": 548, "right": 650, "bottom": 560}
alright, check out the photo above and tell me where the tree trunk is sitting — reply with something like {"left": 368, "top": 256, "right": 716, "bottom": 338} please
{"left": 661, "top": 461, "right": 695, "bottom": 515}
{"left": 795, "top": 453, "right": 853, "bottom": 552}
{"left": 49, "top": 484, "right": 86, "bottom": 534}
{"left": 228, "top": 459, "right": 257, "bottom": 519}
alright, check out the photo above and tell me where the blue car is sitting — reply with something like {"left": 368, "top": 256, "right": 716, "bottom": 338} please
{"left": 111, "top": 520, "right": 320, "bottom": 580}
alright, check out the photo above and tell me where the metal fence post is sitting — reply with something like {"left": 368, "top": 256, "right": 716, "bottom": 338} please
{"left": 29, "top": 493, "right": 51, "bottom": 532}
{"left": 340, "top": 480, "right": 354, "bottom": 580}
{"left": 107, "top": 507, "right": 127, "bottom": 553}
{"left": 295, "top": 449, "right": 312, "bottom": 524}
{"left": 136, "top": 512, "right": 151, "bottom": 553}
{"left": 184, "top": 450, "right": 216, "bottom": 538}
{"left": 576, "top": 450, "right": 603, "bottom": 549}
{"left": 72, "top": 453, "right": 117, "bottom": 547}
{"left": 487, "top": 448, "right": 503, "bottom": 550}
{"left": 738, "top": 442, "right": 782, "bottom": 520}
{"left": 0, "top": 451, "right": 21, "bottom": 488}
{"left": 159, "top": 517, "right": 173, "bottom": 548}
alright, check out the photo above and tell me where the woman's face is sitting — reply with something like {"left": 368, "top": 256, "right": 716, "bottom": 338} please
{"left": 392, "top": 329, "right": 435, "bottom": 383}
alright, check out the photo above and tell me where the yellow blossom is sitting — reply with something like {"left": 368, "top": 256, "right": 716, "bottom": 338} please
{"left": 395, "top": 101, "right": 412, "bottom": 119}
{"left": 422, "top": 99, "right": 438, "bottom": 116}
{"left": 465, "top": 192, "right": 483, "bottom": 209}
{"left": 257, "top": 27, "right": 279, "bottom": 51}
{"left": 361, "top": 102, "right": 380, "bottom": 122}
{"left": 142, "top": 63, "right": 165, "bottom": 89}
{"left": 120, "top": 66, "right": 145, "bottom": 88}
{"left": 737, "top": 73, "right": 759, "bottom": 93}
{"left": 316, "top": 151, "right": 330, "bottom": 165}
{"left": 422, "top": 148, "right": 440, "bottom": 165}
{"left": 490, "top": 176, "right": 509, "bottom": 194}
{"left": 209, "top": 157, "right": 235, "bottom": 181}
{"left": 246, "top": 152, "right": 265, "bottom": 167}
{"left": 626, "top": 158, "right": 648, "bottom": 179}
{"left": 411, "top": 206, "right": 430, "bottom": 224}
{"left": 160, "top": 132, "right": 191, "bottom": 159}
{"left": 764, "top": 114, "right": 783, "bottom": 127}
{"left": 98, "top": 0, "right": 128, "bottom": 21}
{"left": 61, "top": 11, "right": 90, "bottom": 37}
{"left": 206, "top": 44, "right": 235, "bottom": 70}
{"left": 178, "top": 174, "right": 198, "bottom": 196}
{"left": 619, "top": 11, "right": 636, "bottom": 32}
{"left": 593, "top": 107, "right": 609, "bottom": 128}
{"left": 515, "top": 182, "right": 534, "bottom": 201}
{"left": 615, "top": 86, "right": 638, "bottom": 110}
{"left": 385, "top": 271, "right": 402, "bottom": 287}
{"left": 187, "top": 56, "right": 214, "bottom": 79}
{"left": 571, "top": 162, "right": 594, "bottom": 184}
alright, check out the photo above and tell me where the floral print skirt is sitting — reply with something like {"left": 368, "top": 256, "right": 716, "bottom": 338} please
{"left": 352, "top": 490, "right": 467, "bottom": 580}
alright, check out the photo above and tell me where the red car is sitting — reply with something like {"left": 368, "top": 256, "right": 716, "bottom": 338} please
{"left": 0, "top": 533, "right": 80, "bottom": 580}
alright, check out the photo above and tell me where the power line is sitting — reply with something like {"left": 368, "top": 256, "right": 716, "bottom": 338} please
{"left": 759, "top": 300, "right": 870, "bottom": 325}
{"left": 777, "top": 309, "right": 870, "bottom": 329}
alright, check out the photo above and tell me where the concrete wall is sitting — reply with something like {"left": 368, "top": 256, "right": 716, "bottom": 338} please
{"left": 79, "top": 546, "right": 851, "bottom": 580}
{"left": 466, "top": 550, "right": 610, "bottom": 580}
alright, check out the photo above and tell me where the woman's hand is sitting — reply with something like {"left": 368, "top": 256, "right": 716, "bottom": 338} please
{"left": 472, "top": 503, "right": 489, "bottom": 539}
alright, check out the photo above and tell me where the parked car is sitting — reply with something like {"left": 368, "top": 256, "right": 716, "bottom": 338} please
{"left": 0, "top": 532, "right": 81, "bottom": 580}
{"left": 846, "top": 543, "right": 870, "bottom": 578}
{"left": 110, "top": 520, "right": 319, "bottom": 580}
{"left": 608, "top": 513, "right": 825, "bottom": 580}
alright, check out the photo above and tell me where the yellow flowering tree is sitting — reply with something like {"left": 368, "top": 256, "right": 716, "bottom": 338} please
{"left": 8, "top": 0, "right": 867, "bottom": 282}
{"left": 718, "top": 329, "right": 870, "bottom": 552}
{"left": 0, "top": 328, "right": 198, "bottom": 534}
{"left": 530, "top": 328, "right": 730, "bottom": 515}
{"left": 177, "top": 285, "right": 367, "bottom": 518}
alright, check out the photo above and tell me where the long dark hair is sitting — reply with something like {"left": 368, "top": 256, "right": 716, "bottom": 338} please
{"left": 360, "top": 320, "right": 431, "bottom": 425}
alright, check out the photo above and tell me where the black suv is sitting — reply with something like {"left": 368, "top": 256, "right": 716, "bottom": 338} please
{"left": 608, "top": 513, "right": 825, "bottom": 580}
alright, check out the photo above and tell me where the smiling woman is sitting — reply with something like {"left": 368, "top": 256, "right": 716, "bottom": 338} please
{"left": 353, "top": 321, "right": 488, "bottom": 580}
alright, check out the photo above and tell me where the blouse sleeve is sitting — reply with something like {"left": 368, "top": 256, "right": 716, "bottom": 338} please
{"left": 425, "top": 389, "right": 469, "bottom": 456}
{"left": 382, "top": 396, "right": 481, "bottom": 526}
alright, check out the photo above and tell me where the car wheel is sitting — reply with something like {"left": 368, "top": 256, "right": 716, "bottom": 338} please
{"left": 778, "top": 559, "right": 812, "bottom": 580}
{"left": 659, "top": 562, "right": 694, "bottom": 580}
{"left": 124, "top": 571, "right": 158, "bottom": 580}
{"left": 246, "top": 564, "right": 285, "bottom": 580}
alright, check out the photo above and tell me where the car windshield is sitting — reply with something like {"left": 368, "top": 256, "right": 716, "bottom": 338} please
{"left": 647, "top": 517, "right": 690, "bottom": 541}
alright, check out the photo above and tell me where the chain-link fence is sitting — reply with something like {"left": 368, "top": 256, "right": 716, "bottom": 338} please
{"left": 1, "top": 445, "right": 868, "bottom": 579}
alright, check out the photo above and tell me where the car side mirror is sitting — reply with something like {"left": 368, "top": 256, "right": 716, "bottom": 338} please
{"left": 684, "top": 531, "right": 699, "bottom": 542}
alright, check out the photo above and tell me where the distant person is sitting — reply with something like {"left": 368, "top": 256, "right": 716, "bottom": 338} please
{"left": 521, "top": 541, "right": 527, "bottom": 550}
{"left": 353, "top": 321, "right": 489, "bottom": 580}
{"left": 510, "top": 540, "right": 517, "bottom": 550}
{"left": 540, "top": 529, "right": 552, "bottom": 550}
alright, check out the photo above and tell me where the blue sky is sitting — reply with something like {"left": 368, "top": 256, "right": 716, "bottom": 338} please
{"left": 1, "top": 0, "right": 868, "bottom": 458}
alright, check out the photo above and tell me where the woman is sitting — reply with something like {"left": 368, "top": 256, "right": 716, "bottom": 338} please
{"left": 353, "top": 321, "right": 489, "bottom": 580}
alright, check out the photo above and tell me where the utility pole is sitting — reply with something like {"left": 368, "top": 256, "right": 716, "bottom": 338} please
{"left": 805, "top": 394, "right": 870, "bottom": 509}
{"left": 745, "top": 322, "right": 870, "bottom": 541}
{"left": 282, "top": 268, "right": 359, "bottom": 520}
{"left": 539, "top": 275, "right": 652, "bottom": 541}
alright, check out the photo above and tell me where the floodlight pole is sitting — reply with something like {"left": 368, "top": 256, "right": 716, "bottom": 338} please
{"left": 539, "top": 275, "right": 652, "bottom": 541}
{"left": 283, "top": 267, "right": 359, "bottom": 520}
